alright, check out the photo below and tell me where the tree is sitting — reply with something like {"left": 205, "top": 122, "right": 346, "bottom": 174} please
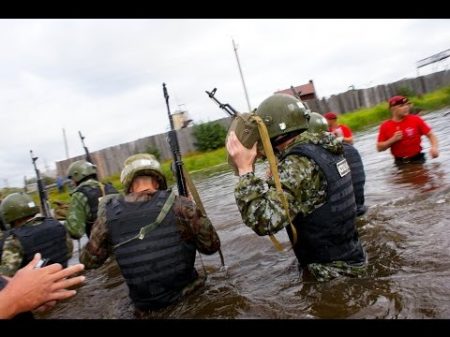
{"left": 192, "top": 122, "right": 227, "bottom": 152}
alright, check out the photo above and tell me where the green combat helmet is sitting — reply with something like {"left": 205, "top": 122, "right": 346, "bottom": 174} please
{"left": 66, "top": 160, "right": 97, "bottom": 184}
{"left": 308, "top": 111, "right": 329, "bottom": 133}
{"left": 120, "top": 153, "right": 168, "bottom": 193}
{"left": 255, "top": 93, "right": 310, "bottom": 145}
{"left": 0, "top": 192, "right": 39, "bottom": 225}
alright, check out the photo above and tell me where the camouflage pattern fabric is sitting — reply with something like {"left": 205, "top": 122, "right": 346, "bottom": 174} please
{"left": 307, "top": 261, "right": 367, "bottom": 282}
{"left": 65, "top": 178, "right": 104, "bottom": 239}
{"left": 53, "top": 200, "right": 69, "bottom": 220}
{"left": 0, "top": 216, "right": 73, "bottom": 277}
{"left": 234, "top": 130, "right": 367, "bottom": 281}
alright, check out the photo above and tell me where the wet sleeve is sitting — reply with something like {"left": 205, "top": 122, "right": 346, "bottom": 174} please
{"left": 176, "top": 197, "right": 221, "bottom": 255}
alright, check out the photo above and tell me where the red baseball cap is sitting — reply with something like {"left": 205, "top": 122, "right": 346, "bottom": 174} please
{"left": 388, "top": 95, "right": 409, "bottom": 107}
{"left": 323, "top": 112, "right": 337, "bottom": 120}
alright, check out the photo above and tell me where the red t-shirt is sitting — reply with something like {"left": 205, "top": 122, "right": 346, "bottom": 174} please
{"left": 329, "top": 124, "right": 352, "bottom": 138}
{"left": 377, "top": 114, "right": 431, "bottom": 158}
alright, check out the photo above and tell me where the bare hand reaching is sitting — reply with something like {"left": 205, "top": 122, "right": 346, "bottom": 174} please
{"left": 0, "top": 253, "right": 85, "bottom": 319}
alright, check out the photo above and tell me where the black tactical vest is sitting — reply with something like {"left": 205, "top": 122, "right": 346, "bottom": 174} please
{"left": 284, "top": 143, "right": 366, "bottom": 266}
{"left": 106, "top": 190, "right": 197, "bottom": 310}
{"left": 13, "top": 218, "right": 69, "bottom": 268}
{"left": 343, "top": 143, "right": 366, "bottom": 215}
{"left": 77, "top": 182, "right": 117, "bottom": 238}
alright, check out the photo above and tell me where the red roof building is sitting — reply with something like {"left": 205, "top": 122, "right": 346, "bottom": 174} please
{"left": 275, "top": 80, "right": 318, "bottom": 101}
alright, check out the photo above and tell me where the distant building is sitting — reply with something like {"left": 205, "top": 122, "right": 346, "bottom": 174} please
{"left": 275, "top": 80, "right": 318, "bottom": 101}
{"left": 172, "top": 110, "right": 193, "bottom": 129}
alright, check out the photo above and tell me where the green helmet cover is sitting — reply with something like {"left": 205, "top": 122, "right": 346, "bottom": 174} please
{"left": 67, "top": 160, "right": 97, "bottom": 183}
{"left": 120, "top": 153, "right": 167, "bottom": 193}
{"left": 255, "top": 93, "right": 310, "bottom": 141}
{"left": 308, "top": 112, "right": 329, "bottom": 133}
{"left": 0, "top": 192, "right": 39, "bottom": 224}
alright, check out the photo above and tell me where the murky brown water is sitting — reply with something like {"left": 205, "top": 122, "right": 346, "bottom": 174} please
{"left": 40, "top": 108, "right": 450, "bottom": 319}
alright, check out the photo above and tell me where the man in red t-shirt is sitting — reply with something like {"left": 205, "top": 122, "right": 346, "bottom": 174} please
{"left": 376, "top": 95, "right": 439, "bottom": 164}
{"left": 323, "top": 112, "right": 353, "bottom": 144}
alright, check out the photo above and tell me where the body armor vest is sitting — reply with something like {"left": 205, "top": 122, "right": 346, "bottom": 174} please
{"left": 106, "top": 190, "right": 197, "bottom": 310}
{"left": 343, "top": 143, "right": 366, "bottom": 215}
{"left": 13, "top": 218, "right": 69, "bottom": 268}
{"left": 77, "top": 182, "right": 117, "bottom": 237}
{"left": 284, "top": 143, "right": 366, "bottom": 266}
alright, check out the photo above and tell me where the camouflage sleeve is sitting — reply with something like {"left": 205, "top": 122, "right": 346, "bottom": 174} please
{"left": 174, "top": 196, "right": 221, "bottom": 255}
{"left": 234, "top": 155, "right": 326, "bottom": 236}
{"left": 79, "top": 196, "right": 112, "bottom": 269}
{"left": 0, "top": 235, "right": 24, "bottom": 277}
{"left": 65, "top": 191, "right": 90, "bottom": 240}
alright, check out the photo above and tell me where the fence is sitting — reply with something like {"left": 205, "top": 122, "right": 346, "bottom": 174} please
{"left": 56, "top": 69, "right": 450, "bottom": 179}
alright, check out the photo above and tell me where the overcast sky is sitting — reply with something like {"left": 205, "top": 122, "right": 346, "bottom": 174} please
{"left": 1, "top": 19, "right": 449, "bottom": 188}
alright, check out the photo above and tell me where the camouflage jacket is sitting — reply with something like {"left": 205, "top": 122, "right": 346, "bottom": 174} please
{"left": 234, "top": 131, "right": 366, "bottom": 281}
{"left": 80, "top": 189, "right": 221, "bottom": 269}
{"left": 235, "top": 131, "right": 343, "bottom": 236}
{"left": 0, "top": 216, "right": 73, "bottom": 277}
{"left": 65, "top": 178, "right": 105, "bottom": 239}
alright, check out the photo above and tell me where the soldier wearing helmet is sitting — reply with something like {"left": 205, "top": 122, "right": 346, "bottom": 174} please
{"left": 79, "top": 153, "right": 221, "bottom": 314}
{"left": 308, "top": 112, "right": 367, "bottom": 216}
{"left": 65, "top": 160, "right": 118, "bottom": 239}
{"left": 0, "top": 192, "right": 72, "bottom": 277}
{"left": 226, "top": 94, "right": 366, "bottom": 282}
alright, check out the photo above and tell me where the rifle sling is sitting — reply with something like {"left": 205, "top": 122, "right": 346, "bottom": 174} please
{"left": 253, "top": 115, "right": 298, "bottom": 251}
{"left": 113, "top": 190, "right": 176, "bottom": 249}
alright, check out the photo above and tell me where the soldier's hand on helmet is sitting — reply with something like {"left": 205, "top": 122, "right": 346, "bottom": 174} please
{"left": 226, "top": 131, "right": 257, "bottom": 176}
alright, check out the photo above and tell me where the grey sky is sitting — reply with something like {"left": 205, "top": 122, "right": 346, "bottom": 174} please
{"left": 1, "top": 19, "right": 449, "bottom": 188}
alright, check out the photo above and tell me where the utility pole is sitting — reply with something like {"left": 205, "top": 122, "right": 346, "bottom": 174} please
{"left": 232, "top": 38, "right": 252, "bottom": 112}
{"left": 62, "top": 128, "right": 69, "bottom": 159}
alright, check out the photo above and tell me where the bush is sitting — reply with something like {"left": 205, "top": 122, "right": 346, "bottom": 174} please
{"left": 192, "top": 122, "right": 227, "bottom": 152}
{"left": 146, "top": 145, "right": 161, "bottom": 160}
{"left": 396, "top": 85, "right": 416, "bottom": 98}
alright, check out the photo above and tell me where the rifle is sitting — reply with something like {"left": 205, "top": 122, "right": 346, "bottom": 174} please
{"left": 29, "top": 150, "right": 51, "bottom": 217}
{"left": 205, "top": 88, "right": 239, "bottom": 117}
{"left": 78, "top": 131, "right": 94, "bottom": 163}
{"left": 163, "top": 83, "right": 226, "bottom": 270}
{"left": 162, "top": 83, "right": 188, "bottom": 197}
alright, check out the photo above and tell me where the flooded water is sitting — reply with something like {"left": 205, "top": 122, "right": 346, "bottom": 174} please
{"left": 40, "top": 108, "right": 450, "bottom": 319}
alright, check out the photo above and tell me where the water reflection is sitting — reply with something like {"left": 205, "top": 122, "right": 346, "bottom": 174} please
{"left": 388, "top": 162, "right": 445, "bottom": 193}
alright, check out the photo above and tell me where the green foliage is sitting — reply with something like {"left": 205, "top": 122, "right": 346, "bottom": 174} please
{"left": 192, "top": 122, "right": 227, "bottom": 152}
{"left": 336, "top": 85, "right": 450, "bottom": 133}
{"left": 396, "top": 85, "right": 416, "bottom": 98}
{"left": 26, "top": 175, "right": 55, "bottom": 186}
{"left": 411, "top": 86, "right": 450, "bottom": 111}
{"left": 145, "top": 145, "right": 161, "bottom": 161}
{"left": 160, "top": 148, "right": 227, "bottom": 187}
